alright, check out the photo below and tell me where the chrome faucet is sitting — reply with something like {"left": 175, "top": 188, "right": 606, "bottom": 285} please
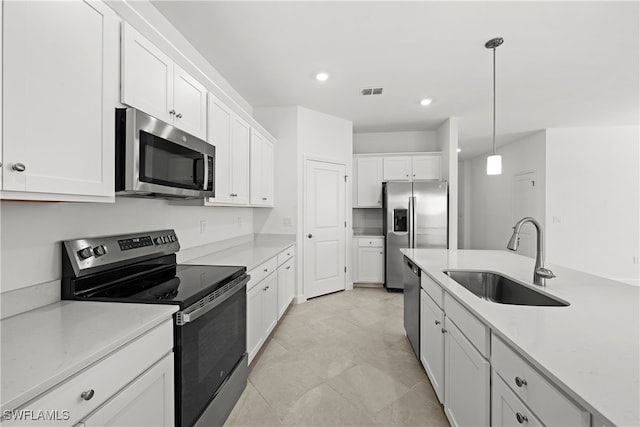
{"left": 507, "top": 217, "right": 556, "bottom": 286}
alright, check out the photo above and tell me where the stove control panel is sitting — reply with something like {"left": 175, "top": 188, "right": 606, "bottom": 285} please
{"left": 63, "top": 229, "right": 180, "bottom": 277}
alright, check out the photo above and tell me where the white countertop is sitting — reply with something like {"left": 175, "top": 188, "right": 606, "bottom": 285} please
{"left": 184, "top": 235, "right": 295, "bottom": 270}
{"left": 1, "top": 301, "right": 177, "bottom": 413}
{"left": 400, "top": 248, "right": 639, "bottom": 427}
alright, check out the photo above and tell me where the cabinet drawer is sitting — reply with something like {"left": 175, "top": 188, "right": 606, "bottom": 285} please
{"left": 358, "top": 238, "right": 383, "bottom": 248}
{"left": 421, "top": 272, "right": 443, "bottom": 308}
{"left": 247, "top": 257, "right": 278, "bottom": 290}
{"left": 444, "top": 293, "right": 489, "bottom": 358}
{"left": 492, "top": 371, "right": 544, "bottom": 427}
{"left": 8, "top": 321, "right": 173, "bottom": 426}
{"left": 277, "top": 245, "right": 295, "bottom": 266}
{"left": 492, "top": 335, "right": 590, "bottom": 427}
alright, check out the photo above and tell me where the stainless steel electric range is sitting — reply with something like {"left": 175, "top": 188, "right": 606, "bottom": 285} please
{"left": 61, "top": 230, "right": 249, "bottom": 427}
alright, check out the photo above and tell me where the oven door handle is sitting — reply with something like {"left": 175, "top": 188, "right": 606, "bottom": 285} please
{"left": 176, "top": 274, "right": 249, "bottom": 326}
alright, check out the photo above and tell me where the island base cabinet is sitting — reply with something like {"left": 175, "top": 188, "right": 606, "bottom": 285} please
{"left": 492, "top": 371, "right": 543, "bottom": 427}
{"left": 444, "top": 319, "right": 490, "bottom": 427}
{"left": 82, "top": 354, "right": 174, "bottom": 427}
{"left": 420, "top": 290, "right": 445, "bottom": 404}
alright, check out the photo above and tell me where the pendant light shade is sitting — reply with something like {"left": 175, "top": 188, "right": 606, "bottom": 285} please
{"left": 485, "top": 37, "right": 503, "bottom": 176}
{"left": 487, "top": 154, "right": 502, "bottom": 175}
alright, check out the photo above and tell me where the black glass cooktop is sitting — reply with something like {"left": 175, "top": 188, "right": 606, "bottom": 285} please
{"left": 76, "top": 263, "right": 245, "bottom": 309}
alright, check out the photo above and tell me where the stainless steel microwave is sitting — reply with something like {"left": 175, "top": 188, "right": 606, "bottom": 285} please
{"left": 115, "top": 108, "right": 214, "bottom": 199}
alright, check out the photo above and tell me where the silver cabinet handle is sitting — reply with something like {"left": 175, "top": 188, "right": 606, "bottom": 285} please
{"left": 263, "top": 268, "right": 268, "bottom": 272}
{"left": 307, "top": 234, "right": 313, "bottom": 238}
{"left": 169, "top": 109, "right": 176, "bottom": 115}
{"left": 176, "top": 113, "right": 183, "bottom": 118}
{"left": 262, "top": 197, "right": 267, "bottom": 201}
{"left": 286, "top": 266, "right": 291, "bottom": 270}
{"left": 12, "top": 163, "right": 26, "bottom": 172}
{"left": 435, "top": 320, "right": 441, "bottom": 325}
{"left": 516, "top": 413, "right": 528, "bottom": 424}
{"left": 515, "top": 377, "right": 527, "bottom": 387}
{"left": 441, "top": 328, "right": 447, "bottom": 334}
{"left": 80, "top": 389, "right": 95, "bottom": 401}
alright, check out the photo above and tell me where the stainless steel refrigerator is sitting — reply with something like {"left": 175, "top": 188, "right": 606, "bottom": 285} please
{"left": 383, "top": 181, "right": 448, "bottom": 290}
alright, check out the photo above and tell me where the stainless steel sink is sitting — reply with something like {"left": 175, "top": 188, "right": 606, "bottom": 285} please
{"left": 443, "top": 270, "right": 569, "bottom": 307}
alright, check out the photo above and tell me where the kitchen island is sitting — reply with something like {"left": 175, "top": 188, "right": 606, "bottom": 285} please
{"left": 401, "top": 248, "right": 639, "bottom": 427}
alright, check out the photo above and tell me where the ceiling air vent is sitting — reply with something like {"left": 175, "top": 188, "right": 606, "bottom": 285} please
{"left": 361, "top": 87, "right": 383, "bottom": 96}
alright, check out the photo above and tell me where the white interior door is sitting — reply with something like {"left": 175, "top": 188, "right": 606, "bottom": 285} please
{"left": 304, "top": 160, "right": 346, "bottom": 299}
{"left": 513, "top": 172, "right": 538, "bottom": 258}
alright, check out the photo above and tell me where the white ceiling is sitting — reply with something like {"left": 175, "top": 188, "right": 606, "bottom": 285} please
{"left": 151, "top": 1, "right": 639, "bottom": 159}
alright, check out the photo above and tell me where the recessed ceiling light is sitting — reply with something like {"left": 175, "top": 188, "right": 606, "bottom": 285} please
{"left": 457, "top": 148, "right": 462, "bottom": 153}
{"left": 420, "top": 98, "right": 432, "bottom": 106}
{"left": 315, "top": 72, "right": 329, "bottom": 82}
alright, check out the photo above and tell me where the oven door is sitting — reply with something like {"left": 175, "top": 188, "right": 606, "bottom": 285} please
{"left": 117, "top": 108, "right": 215, "bottom": 198}
{"left": 174, "top": 274, "right": 248, "bottom": 427}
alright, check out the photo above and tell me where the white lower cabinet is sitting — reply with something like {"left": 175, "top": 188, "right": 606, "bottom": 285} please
{"left": 443, "top": 318, "right": 490, "bottom": 427}
{"left": 277, "top": 257, "right": 295, "bottom": 319}
{"left": 492, "top": 371, "right": 543, "bottom": 427}
{"left": 353, "top": 238, "right": 385, "bottom": 284}
{"left": 420, "top": 290, "right": 445, "bottom": 403}
{"left": 3, "top": 321, "right": 174, "bottom": 427}
{"left": 246, "top": 260, "right": 279, "bottom": 364}
{"left": 82, "top": 354, "right": 174, "bottom": 427}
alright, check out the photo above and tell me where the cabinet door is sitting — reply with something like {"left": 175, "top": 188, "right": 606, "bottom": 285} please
{"left": 249, "top": 130, "right": 263, "bottom": 205}
{"left": 173, "top": 64, "right": 207, "bottom": 139}
{"left": 207, "top": 94, "right": 232, "bottom": 204}
{"left": 444, "top": 319, "right": 490, "bottom": 427}
{"left": 262, "top": 273, "right": 278, "bottom": 338}
{"left": 357, "top": 247, "right": 384, "bottom": 283}
{"left": 277, "top": 258, "right": 295, "bottom": 319}
{"left": 492, "top": 372, "right": 543, "bottom": 427}
{"left": 121, "top": 23, "right": 173, "bottom": 124}
{"left": 230, "top": 116, "right": 251, "bottom": 204}
{"left": 412, "top": 155, "right": 442, "bottom": 180}
{"left": 261, "top": 140, "right": 275, "bottom": 205}
{"left": 420, "top": 290, "right": 445, "bottom": 403}
{"left": 356, "top": 157, "right": 383, "bottom": 207}
{"left": 3, "top": 0, "right": 117, "bottom": 198}
{"left": 383, "top": 157, "right": 411, "bottom": 181}
{"left": 246, "top": 283, "right": 264, "bottom": 364}
{"left": 83, "top": 354, "right": 174, "bottom": 427}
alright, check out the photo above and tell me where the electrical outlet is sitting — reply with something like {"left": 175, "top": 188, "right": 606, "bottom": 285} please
{"left": 200, "top": 220, "right": 206, "bottom": 234}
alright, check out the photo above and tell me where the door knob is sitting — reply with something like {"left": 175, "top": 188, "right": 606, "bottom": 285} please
{"left": 307, "top": 234, "right": 313, "bottom": 238}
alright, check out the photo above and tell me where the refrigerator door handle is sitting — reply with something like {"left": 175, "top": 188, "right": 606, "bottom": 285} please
{"left": 408, "top": 196, "right": 415, "bottom": 248}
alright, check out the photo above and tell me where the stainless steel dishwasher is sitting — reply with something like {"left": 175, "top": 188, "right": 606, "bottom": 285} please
{"left": 403, "top": 256, "right": 421, "bottom": 358}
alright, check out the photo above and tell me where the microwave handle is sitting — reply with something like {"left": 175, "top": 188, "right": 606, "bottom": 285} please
{"left": 202, "top": 154, "right": 209, "bottom": 191}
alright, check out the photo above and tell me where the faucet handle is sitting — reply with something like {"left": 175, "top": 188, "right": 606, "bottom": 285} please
{"left": 536, "top": 267, "right": 556, "bottom": 279}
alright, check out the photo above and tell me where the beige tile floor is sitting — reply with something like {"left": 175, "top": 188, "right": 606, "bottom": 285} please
{"left": 225, "top": 287, "right": 449, "bottom": 427}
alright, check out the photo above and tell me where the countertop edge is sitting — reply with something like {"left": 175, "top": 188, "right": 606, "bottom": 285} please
{"left": 1, "top": 305, "right": 177, "bottom": 414}
{"left": 401, "top": 249, "right": 631, "bottom": 427}
{"left": 184, "top": 239, "right": 295, "bottom": 271}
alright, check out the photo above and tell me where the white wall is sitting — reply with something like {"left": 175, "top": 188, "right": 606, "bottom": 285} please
{"left": 546, "top": 126, "right": 639, "bottom": 285}
{"left": 436, "top": 118, "right": 459, "bottom": 249}
{"left": 0, "top": 198, "right": 253, "bottom": 293}
{"left": 353, "top": 131, "right": 437, "bottom": 154}
{"left": 465, "top": 131, "right": 547, "bottom": 254}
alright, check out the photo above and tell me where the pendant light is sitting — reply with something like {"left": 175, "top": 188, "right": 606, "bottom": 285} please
{"left": 485, "top": 37, "right": 503, "bottom": 175}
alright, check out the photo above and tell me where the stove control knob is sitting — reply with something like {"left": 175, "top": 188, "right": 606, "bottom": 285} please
{"left": 169, "top": 235, "right": 175, "bottom": 242}
{"left": 77, "top": 247, "right": 93, "bottom": 260}
{"left": 155, "top": 237, "right": 163, "bottom": 245}
{"left": 93, "top": 245, "right": 108, "bottom": 257}
{"left": 162, "top": 236, "right": 169, "bottom": 243}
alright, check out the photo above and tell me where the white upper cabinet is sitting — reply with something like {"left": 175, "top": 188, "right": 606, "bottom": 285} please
{"left": 2, "top": 0, "right": 118, "bottom": 201}
{"left": 355, "top": 157, "right": 383, "bottom": 207}
{"left": 173, "top": 65, "right": 207, "bottom": 139}
{"left": 250, "top": 129, "right": 274, "bottom": 206}
{"left": 412, "top": 155, "right": 442, "bottom": 180}
{"left": 383, "top": 156, "right": 412, "bottom": 181}
{"left": 230, "top": 116, "right": 251, "bottom": 204}
{"left": 121, "top": 23, "right": 206, "bottom": 139}
{"left": 121, "top": 23, "right": 173, "bottom": 125}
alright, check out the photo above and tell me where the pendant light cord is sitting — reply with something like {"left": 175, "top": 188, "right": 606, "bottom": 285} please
{"left": 492, "top": 46, "right": 496, "bottom": 156}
